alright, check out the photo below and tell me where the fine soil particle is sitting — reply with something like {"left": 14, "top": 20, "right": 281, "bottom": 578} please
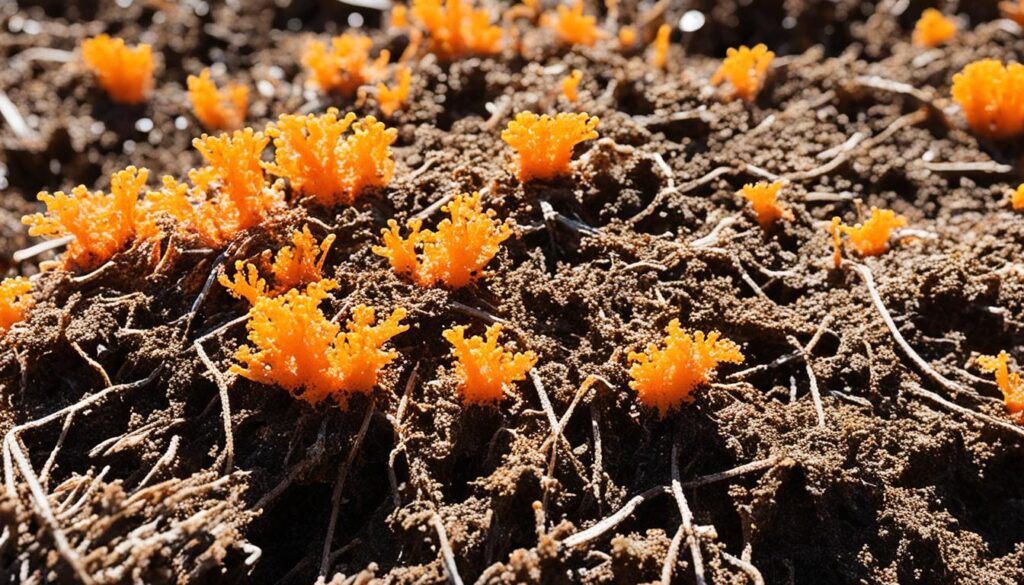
{"left": 2, "top": 1, "right": 1024, "bottom": 584}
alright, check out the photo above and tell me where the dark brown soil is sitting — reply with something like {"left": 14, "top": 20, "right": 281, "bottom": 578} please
{"left": 3, "top": 1, "right": 1024, "bottom": 584}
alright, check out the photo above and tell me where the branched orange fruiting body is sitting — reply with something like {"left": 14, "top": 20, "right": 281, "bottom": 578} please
{"left": 232, "top": 279, "right": 408, "bottom": 406}
{"left": 545, "top": 0, "right": 603, "bottom": 46}
{"left": 628, "top": 321, "right": 744, "bottom": 416}
{"left": 81, "top": 35, "right": 154, "bottom": 104}
{"left": 188, "top": 68, "right": 248, "bottom": 131}
{"left": 951, "top": 59, "right": 1024, "bottom": 139}
{"left": 912, "top": 9, "right": 956, "bottom": 47}
{"left": 141, "top": 175, "right": 223, "bottom": 245}
{"left": 192, "top": 128, "right": 283, "bottom": 238}
{"left": 501, "top": 111, "right": 599, "bottom": 181}
{"left": 391, "top": 4, "right": 410, "bottom": 29}
{"left": 24, "top": 166, "right": 156, "bottom": 271}
{"left": 442, "top": 324, "right": 537, "bottom": 404}
{"left": 411, "top": 0, "right": 503, "bottom": 58}
{"left": 220, "top": 226, "right": 336, "bottom": 303}
{"left": 220, "top": 261, "right": 267, "bottom": 304}
{"left": 266, "top": 110, "right": 398, "bottom": 206}
{"left": 740, "top": 181, "right": 793, "bottom": 228}
{"left": 1001, "top": 0, "right": 1024, "bottom": 27}
{"left": 1013, "top": 184, "right": 1024, "bottom": 210}
{"left": 0, "top": 278, "right": 33, "bottom": 336}
{"left": 562, "top": 69, "right": 582, "bottom": 102}
{"left": 977, "top": 351, "right": 1024, "bottom": 416}
{"left": 652, "top": 24, "right": 670, "bottom": 69}
{"left": 710, "top": 44, "right": 775, "bottom": 101}
{"left": 374, "top": 192, "right": 512, "bottom": 288}
{"left": 618, "top": 26, "right": 637, "bottom": 48}
{"left": 302, "top": 33, "right": 389, "bottom": 95}
{"left": 377, "top": 66, "right": 412, "bottom": 117}
{"left": 270, "top": 226, "right": 337, "bottom": 294}
{"left": 834, "top": 207, "right": 907, "bottom": 258}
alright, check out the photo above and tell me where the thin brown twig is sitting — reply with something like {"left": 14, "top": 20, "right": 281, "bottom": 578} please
{"left": 194, "top": 339, "right": 235, "bottom": 474}
{"left": 669, "top": 430, "right": 706, "bottom": 585}
{"left": 319, "top": 398, "right": 377, "bottom": 576}
{"left": 430, "top": 513, "right": 465, "bottom": 585}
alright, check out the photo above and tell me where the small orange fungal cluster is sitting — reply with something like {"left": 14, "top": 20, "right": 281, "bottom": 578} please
{"left": 231, "top": 279, "right": 408, "bottom": 406}
{"left": 220, "top": 226, "right": 336, "bottom": 303}
{"left": 951, "top": 59, "right": 1024, "bottom": 139}
{"left": 26, "top": 111, "right": 397, "bottom": 271}
{"left": 1013, "top": 184, "right": 1024, "bottom": 210}
{"left": 188, "top": 68, "right": 249, "bottom": 131}
{"left": 24, "top": 166, "right": 155, "bottom": 271}
{"left": 977, "top": 351, "right": 1024, "bottom": 417}
{"left": 411, "top": 0, "right": 504, "bottom": 58}
{"left": 544, "top": 0, "right": 602, "bottom": 47}
{"left": 1001, "top": 0, "right": 1024, "bottom": 27}
{"left": 374, "top": 193, "right": 511, "bottom": 288}
{"left": 302, "top": 33, "right": 389, "bottom": 95}
{"left": 81, "top": 34, "right": 154, "bottom": 104}
{"left": 443, "top": 324, "right": 537, "bottom": 404}
{"left": 377, "top": 66, "right": 412, "bottom": 117}
{"left": 828, "top": 207, "right": 906, "bottom": 265}
{"left": 501, "top": 111, "right": 599, "bottom": 181}
{"left": 739, "top": 181, "right": 793, "bottom": 228}
{"left": 266, "top": 110, "right": 397, "bottom": 206}
{"left": 628, "top": 320, "right": 744, "bottom": 415}
{"left": 562, "top": 69, "right": 583, "bottom": 102}
{"left": 912, "top": 9, "right": 956, "bottom": 47}
{"left": 711, "top": 44, "right": 775, "bottom": 101}
{"left": 0, "top": 278, "right": 33, "bottom": 337}
{"left": 652, "top": 24, "right": 670, "bottom": 70}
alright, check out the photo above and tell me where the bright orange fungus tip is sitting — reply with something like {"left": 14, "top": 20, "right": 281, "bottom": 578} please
{"left": 628, "top": 320, "right": 744, "bottom": 416}
{"left": 830, "top": 207, "right": 907, "bottom": 260}
{"left": 191, "top": 128, "right": 284, "bottom": 240}
{"left": 232, "top": 278, "right": 408, "bottom": 407}
{"left": 187, "top": 68, "right": 248, "bottom": 131}
{"left": 1013, "top": 184, "right": 1024, "bottom": 210}
{"left": 652, "top": 24, "right": 670, "bottom": 70}
{"left": 1001, "top": 0, "right": 1024, "bottom": 27}
{"left": 374, "top": 192, "right": 512, "bottom": 288}
{"left": 302, "top": 33, "right": 389, "bottom": 95}
{"left": 501, "top": 111, "right": 599, "bottom": 181}
{"left": 443, "top": 324, "right": 537, "bottom": 404}
{"left": 912, "top": 9, "right": 956, "bottom": 47}
{"left": 739, "top": 181, "right": 793, "bottom": 228}
{"left": 81, "top": 34, "right": 154, "bottom": 104}
{"left": 951, "top": 59, "right": 1024, "bottom": 139}
{"left": 977, "top": 351, "right": 1024, "bottom": 417}
{"left": 24, "top": 166, "right": 156, "bottom": 271}
{"left": 562, "top": 69, "right": 583, "bottom": 102}
{"left": 618, "top": 26, "right": 637, "bottom": 48}
{"left": 266, "top": 109, "right": 397, "bottom": 206}
{"left": 0, "top": 277, "right": 33, "bottom": 337}
{"left": 220, "top": 225, "right": 336, "bottom": 303}
{"left": 377, "top": 66, "right": 412, "bottom": 117}
{"left": 391, "top": 4, "right": 410, "bottom": 29}
{"left": 545, "top": 0, "right": 603, "bottom": 47}
{"left": 411, "top": 0, "right": 503, "bottom": 58}
{"left": 710, "top": 44, "right": 775, "bottom": 102}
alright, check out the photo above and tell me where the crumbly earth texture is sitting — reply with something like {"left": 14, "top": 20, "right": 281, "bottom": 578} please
{"left": 2, "top": 1, "right": 1024, "bottom": 583}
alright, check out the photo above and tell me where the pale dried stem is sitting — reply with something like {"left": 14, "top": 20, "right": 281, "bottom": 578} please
{"left": 319, "top": 397, "right": 376, "bottom": 576}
